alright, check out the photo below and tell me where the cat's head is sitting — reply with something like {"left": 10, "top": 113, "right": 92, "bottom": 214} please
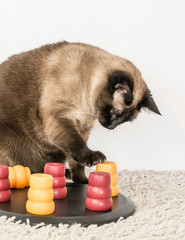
{"left": 95, "top": 66, "right": 161, "bottom": 130}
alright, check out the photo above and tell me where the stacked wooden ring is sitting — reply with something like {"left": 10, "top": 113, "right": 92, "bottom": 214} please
{"left": 0, "top": 165, "right": 11, "bottom": 202}
{"left": 26, "top": 174, "right": 55, "bottom": 215}
{"left": 85, "top": 172, "right": 113, "bottom": 211}
{"left": 8, "top": 165, "right": 31, "bottom": 189}
{"left": 44, "top": 163, "right": 67, "bottom": 199}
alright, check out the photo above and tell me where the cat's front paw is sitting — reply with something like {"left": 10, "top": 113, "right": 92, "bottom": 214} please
{"left": 75, "top": 148, "right": 106, "bottom": 167}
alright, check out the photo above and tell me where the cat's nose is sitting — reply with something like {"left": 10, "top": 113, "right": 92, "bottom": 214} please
{"left": 110, "top": 109, "right": 117, "bottom": 121}
{"left": 111, "top": 114, "right": 117, "bottom": 121}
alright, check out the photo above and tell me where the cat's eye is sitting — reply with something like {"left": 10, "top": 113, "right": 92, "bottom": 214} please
{"left": 125, "top": 97, "right": 133, "bottom": 106}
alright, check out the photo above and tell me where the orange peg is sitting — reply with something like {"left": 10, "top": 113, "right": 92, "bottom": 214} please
{"left": 96, "top": 161, "right": 119, "bottom": 197}
{"left": 8, "top": 165, "right": 31, "bottom": 189}
{"left": 25, "top": 167, "right": 31, "bottom": 187}
{"left": 8, "top": 167, "right": 16, "bottom": 189}
{"left": 26, "top": 174, "right": 55, "bottom": 215}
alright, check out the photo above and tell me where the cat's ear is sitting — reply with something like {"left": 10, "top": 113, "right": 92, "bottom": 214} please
{"left": 108, "top": 71, "right": 134, "bottom": 106}
{"left": 142, "top": 88, "right": 161, "bottom": 115}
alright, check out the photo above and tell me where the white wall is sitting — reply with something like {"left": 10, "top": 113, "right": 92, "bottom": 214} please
{"left": 0, "top": 0, "right": 184, "bottom": 170}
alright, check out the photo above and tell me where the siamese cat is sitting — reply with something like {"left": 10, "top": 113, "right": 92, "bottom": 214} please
{"left": 0, "top": 41, "right": 160, "bottom": 183}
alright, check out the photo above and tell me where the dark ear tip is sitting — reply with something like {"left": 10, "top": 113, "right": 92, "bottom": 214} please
{"left": 151, "top": 106, "right": 162, "bottom": 116}
{"left": 154, "top": 108, "right": 162, "bottom": 116}
{"left": 144, "top": 88, "right": 162, "bottom": 116}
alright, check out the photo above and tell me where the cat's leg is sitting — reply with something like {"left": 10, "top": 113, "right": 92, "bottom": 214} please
{"left": 44, "top": 116, "right": 106, "bottom": 167}
{"left": 65, "top": 169, "right": 72, "bottom": 180}
{"left": 67, "top": 157, "right": 88, "bottom": 184}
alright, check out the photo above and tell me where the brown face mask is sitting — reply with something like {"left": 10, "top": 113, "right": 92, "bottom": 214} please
{"left": 95, "top": 69, "right": 160, "bottom": 130}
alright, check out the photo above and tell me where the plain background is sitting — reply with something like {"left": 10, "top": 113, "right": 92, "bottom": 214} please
{"left": 0, "top": 0, "right": 184, "bottom": 171}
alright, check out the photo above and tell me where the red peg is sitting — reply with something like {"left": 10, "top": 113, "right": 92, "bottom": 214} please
{"left": 53, "top": 177, "right": 66, "bottom": 188}
{"left": 0, "top": 165, "right": 11, "bottom": 202}
{"left": 0, "top": 165, "right": 9, "bottom": 179}
{"left": 0, "top": 179, "right": 10, "bottom": 191}
{"left": 0, "top": 189, "right": 11, "bottom": 202}
{"left": 85, "top": 172, "right": 113, "bottom": 212}
{"left": 44, "top": 162, "right": 65, "bottom": 177}
{"left": 85, "top": 197, "right": 113, "bottom": 211}
{"left": 87, "top": 185, "right": 112, "bottom": 199}
{"left": 44, "top": 162, "right": 67, "bottom": 199}
{"left": 89, "top": 172, "right": 111, "bottom": 187}
{"left": 53, "top": 187, "right": 67, "bottom": 199}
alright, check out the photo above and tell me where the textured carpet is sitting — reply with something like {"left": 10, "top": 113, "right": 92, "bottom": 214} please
{"left": 0, "top": 170, "right": 185, "bottom": 240}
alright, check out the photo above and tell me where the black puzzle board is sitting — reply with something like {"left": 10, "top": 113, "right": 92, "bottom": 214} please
{"left": 0, "top": 183, "right": 135, "bottom": 226}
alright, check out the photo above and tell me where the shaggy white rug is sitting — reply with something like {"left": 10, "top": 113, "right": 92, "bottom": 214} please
{"left": 0, "top": 170, "right": 185, "bottom": 240}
